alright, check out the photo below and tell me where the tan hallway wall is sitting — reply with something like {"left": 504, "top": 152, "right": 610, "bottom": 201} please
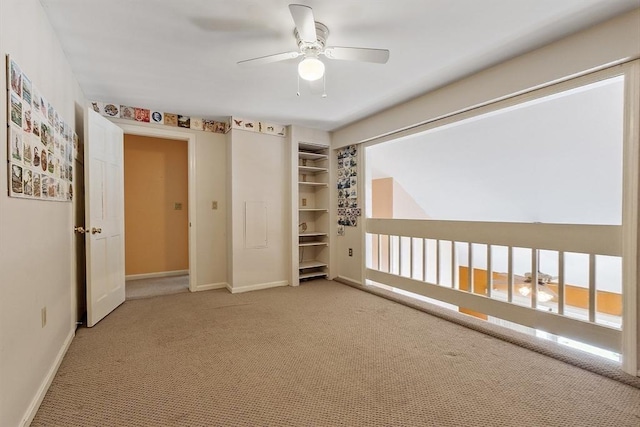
{"left": 124, "top": 135, "right": 188, "bottom": 275}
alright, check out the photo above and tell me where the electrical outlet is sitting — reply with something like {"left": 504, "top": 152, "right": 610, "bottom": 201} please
{"left": 349, "top": 248, "right": 353, "bottom": 257}
{"left": 212, "top": 201, "right": 218, "bottom": 210}
{"left": 41, "top": 307, "right": 46, "bottom": 328}
{"left": 302, "top": 198, "right": 307, "bottom": 207}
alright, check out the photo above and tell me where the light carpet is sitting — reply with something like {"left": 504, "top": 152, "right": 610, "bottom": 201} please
{"left": 33, "top": 280, "right": 640, "bottom": 426}
{"left": 125, "top": 275, "right": 189, "bottom": 300}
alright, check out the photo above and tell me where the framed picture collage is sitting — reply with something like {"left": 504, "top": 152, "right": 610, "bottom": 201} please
{"left": 6, "top": 55, "right": 76, "bottom": 202}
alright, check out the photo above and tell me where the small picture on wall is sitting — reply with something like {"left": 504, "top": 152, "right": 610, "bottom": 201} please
{"left": 33, "top": 146, "right": 40, "bottom": 167}
{"left": 23, "top": 139, "right": 32, "bottom": 165}
{"left": 41, "top": 176, "right": 49, "bottom": 197}
{"left": 9, "top": 59, "right": 22, "bottom": 96}
{"left": 32, "top": 85, "right": 42, "bottom": 113}
{"left": 23, "top": 169, "right": 33, "bottom": 196}
{"left": 120, "top": 105, "right": 135, "bottom": 120}
{"left": 164, "top": 113, "right": 178, "bottom": 126}
{"left": 134, "top": 107, "right": 150, "bottom": 122}
{"left": 10, "top": 92, "right": 22, "bottom": 127}
{"left": 178, "top": 115, "right": 190, "bottom": 128}
{"left": 47, "top": 102, "right": 54, "bottom": 126}
{"left": 9, "top": 126, "right": 23, "bottom": 162}
{"left": 190, "top": 117, "right": 203, "bottom": 131}
{"left": 203, "top": 119, "right": 216, "bottom": 132}
{"left": 90, "top": 101, "right": 102, "bottom": 113}
{"left": 23, "top": 105, "right": 32, "bottom": 133}
{"left": 33, "top": 173, "right": 41, "bottom": 197}
{"left": 151, "top": 111, "right": 164, "bottom": 124}
{"left": 40, "top": 150, "right": 48, "bottom": 172}
{"left": 11, "top": 164, "right": 23, "bottom": 194}
{"left": 22, "top": 75, "right": 32, "bottom": 105}
{"left": 103, "top": 103, "right": 119, "bottom": 117}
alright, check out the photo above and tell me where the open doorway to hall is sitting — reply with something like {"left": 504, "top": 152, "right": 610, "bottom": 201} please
{"left": 123, "top": 134, "right": 189, "bottom": 299}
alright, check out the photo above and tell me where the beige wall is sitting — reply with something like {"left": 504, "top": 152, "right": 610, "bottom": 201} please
{"left": 0, "top": 1, "right": 87, "bottom": 425}
{"left": 124, "top": 135, "right": 188, "bottom": 276}
{"left": 228, "top": 129, "right": 289, "bottom": 291}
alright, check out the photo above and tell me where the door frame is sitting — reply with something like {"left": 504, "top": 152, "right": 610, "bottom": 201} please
{"left": 117, "top": 123, "right": 197, "bottom": 292}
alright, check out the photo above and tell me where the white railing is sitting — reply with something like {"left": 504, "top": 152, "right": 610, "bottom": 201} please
{"left": 366, "top": 218, "right": 623, "bottom": 353}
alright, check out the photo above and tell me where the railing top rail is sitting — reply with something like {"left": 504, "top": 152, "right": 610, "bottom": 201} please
{"left": 367, "top": 218, "right": 622, "bottom": 256}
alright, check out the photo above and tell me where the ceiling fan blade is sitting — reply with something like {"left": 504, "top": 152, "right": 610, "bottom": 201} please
{"left": 324, "top": 46, "right": 390, "bottom": 64}
{"left": 289, "top": 4, "right": 317, "bottom": 43}
{"left": 238, "top": 51, "right": 301, "bottom": 67}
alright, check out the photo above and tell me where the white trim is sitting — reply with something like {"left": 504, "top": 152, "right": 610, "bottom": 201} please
{"left": 621, "top": 60, "right": 639, "bottom": 375}
{"left": 21, "top": 329, "right": 74, "bottom": 427}
{"left": 194, "top": 282, "right": 228, "bottom": 292}
{"left": 336, "top": 275, "right": 363, "bottom": 286}
{"left": 125, "top": 270, "right": 189, "bottom": 281}
{"left": 114, "top": 123, "right": 198, "bottom": 292}
{"left": 227, "top": 280, "right": 289, "bottom": 294}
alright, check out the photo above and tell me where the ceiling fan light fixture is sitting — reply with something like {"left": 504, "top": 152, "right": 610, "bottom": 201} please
{"left": 298, "top": 56, "right": 325, "bottom": 81}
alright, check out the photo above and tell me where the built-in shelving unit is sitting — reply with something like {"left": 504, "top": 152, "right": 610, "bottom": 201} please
{"left": 296, "top": 141, "right": 330, "bottom": 283}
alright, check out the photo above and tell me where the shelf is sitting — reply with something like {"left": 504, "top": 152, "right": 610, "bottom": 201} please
{"left": 299, "top": 166, "right": 328, "bottom": 174}
{"left": 298, "top": 151, "right": 328, "bottom": 161}
{"left": 299, "top": 241, "right": 328, "bottom": 247}
{"left": 299, "top": 208, "right": 328, "bottom": 212}
{"left": 298, "top": 181, "right": 328, "bottom": 187}
{"left": 299, "top": 271, "right": 328, "bottom": 280}
{"left": 299, "top": 232, "right": 327, "bottom": 237}
{"left": 299, "top": 260, "right": 328, "bottom": 269}
{"left": 299, "top": 142, "right": 329, "bottom": 152}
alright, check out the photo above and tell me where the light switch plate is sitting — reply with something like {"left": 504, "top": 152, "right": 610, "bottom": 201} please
{"left": 212, "top": 201, "right": 218, "bottom": 210}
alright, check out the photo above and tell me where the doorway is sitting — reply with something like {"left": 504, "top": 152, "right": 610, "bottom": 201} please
{"left": 123, "top": 134, "right": 189, "bottom": 299}
{"left": 117, "top": 124, "right": 197, "bottom": 298}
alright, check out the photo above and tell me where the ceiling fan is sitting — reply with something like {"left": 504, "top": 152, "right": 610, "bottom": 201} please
{"left": 237, "top": 4, "right": 390, "bottom": 92}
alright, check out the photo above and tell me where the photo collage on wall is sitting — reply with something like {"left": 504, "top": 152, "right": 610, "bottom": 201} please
{"left": 337, "top": 144, "right": 360, "bottom": 234}
{"left": 6, "top": 56, "right": 76, "bottom": 201}
{"left": 91, "top": 101, "right": 229, "bottom": 134}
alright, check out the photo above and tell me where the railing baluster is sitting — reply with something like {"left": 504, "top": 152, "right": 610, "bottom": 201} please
{"left": 507, "top": 246, "right": 514, "bottom": 303}
{"left": 589, "top": 253, "right": 596, "bottom": 322}
{"left": 387, "top": 235, "right": 392, "bottom": 274}
{"left": 531, "top": 249, "right": 538, "bottom": 308}
{"left": 558, "top": 251, "right": 565, "bottom": 315}
{"left": 398, "top": 236, "right": 403, "bottom": 276}
{"left": 451, "top": 242, "right": 458, "bottom": 289}
{"left": 422, "top": 239, "right": 427, "bottom": 282}
{"left": 436, "top": 240, "right": 441, "bottom": 285}
{"left": 468, "top": 242, "right": 474, "bottom": 293}
{"left": 487, "top": 245, "right": 492, "bottom": 298}
{"left": 409, "top": 237, "right": 414, "bottom": 279}
{"left": 377, "top": 234, "right": 382, "bottom": 271}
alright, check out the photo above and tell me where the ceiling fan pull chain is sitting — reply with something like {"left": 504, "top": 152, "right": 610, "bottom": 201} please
{"left": 296, "top": 73, "right": 301, "bottom": 97}
{"left": 322, "top": 73, "right": 327, "bottom": 98}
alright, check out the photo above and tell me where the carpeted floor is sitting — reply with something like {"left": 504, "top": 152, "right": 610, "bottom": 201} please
{"left": 125, "top": 275, "right": 189, "bottom": 300}
{"left": 33, "top": 280, "right": 640, "bottom": 426}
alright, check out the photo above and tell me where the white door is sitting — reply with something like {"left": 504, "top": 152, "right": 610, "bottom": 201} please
{"left": 86, "top": 108, "right": 125, "bottom": 327}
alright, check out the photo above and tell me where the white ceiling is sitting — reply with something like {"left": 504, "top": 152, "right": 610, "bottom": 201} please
{"left": 40, "top": 0, "right": 639, "bottom": 131}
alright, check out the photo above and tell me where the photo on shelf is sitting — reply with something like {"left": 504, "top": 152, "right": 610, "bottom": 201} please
{"left": 151, "top": 111, "right": 164, "bottom": 124}
{"left": 120, "top": 105, "right": 135, "bottom": 120}
{"left": 104, "top": 103, "right": 119, "bottom": 117}
{"left": 134, "top": 107, "right": 150, "bottom": 122}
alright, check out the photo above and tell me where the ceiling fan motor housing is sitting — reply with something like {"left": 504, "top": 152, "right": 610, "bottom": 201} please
{"left": 295, "top": 22, "right": 329, "bottom": 54}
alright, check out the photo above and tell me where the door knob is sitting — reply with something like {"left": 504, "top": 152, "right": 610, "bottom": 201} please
{"left": 74, "top": 226, "right": 86, "bottom": 234}
{"left": 91, "top": 227, "right": 102, "bottom": 235}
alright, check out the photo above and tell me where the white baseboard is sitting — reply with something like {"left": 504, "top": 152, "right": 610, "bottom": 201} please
{"left": 194, "top": 282, "right": 228, "bottom": 292}
{"left": 22, "top": 328, "right": 75, "bottom": 427}
{"left": 125, "top": 270, "right": 189, "bottom": 281}
{"left": 227, "top": 280, "right": 289, "bottom": 294}
{"left": 336, "top": 275, "right": 363, "bottom": 286}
